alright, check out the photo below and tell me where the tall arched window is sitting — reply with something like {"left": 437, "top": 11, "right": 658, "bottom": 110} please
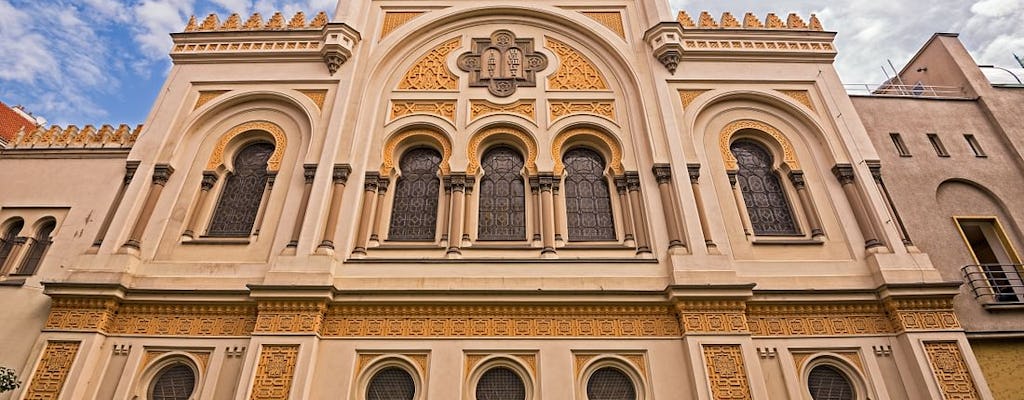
{"left": 15, "top": 220, "right": 54, "bottom": 276}
{"left": 389, "top": 148, "right": 442, "bottom": 241}
{"left": 476, "top": 366, "right": 526, "bottom": 400}
{"left": 563, "top": 148, "right": 615, "bottom": 241}
{"left": 149, "top": 364, "right": 196, "bottom": 400}
{"left": 807, "top": 365, "right": 854, "bottom": 400}
{"left": 0, "top": 219, "right": 24, "bottom": 271}
{"left": 587, "top": 367, "right": 636, "bottom": 400}
{"left": 208, "top": 142, "right": 275, "bottom": 237}
{"left": 730, "top": 140, "right": 799, "bottom": 235}
{"left": 366, "top": 367, "right": 416, "bottom": 400}
{"left": 478, "top": 146, "right": 526, "bottom": 241}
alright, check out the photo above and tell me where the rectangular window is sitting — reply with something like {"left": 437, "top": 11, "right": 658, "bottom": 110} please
{"left": 956, "top": 217, "right": 1024, "bottom": 303}
{"left": 890, "top": 133, "right": 911, "bottom": 157}
{"left": 965, "top": 134, "right": 986, "bottom": 157}
{"left": 927, "top": 133, "right": 949, "bottom": 157}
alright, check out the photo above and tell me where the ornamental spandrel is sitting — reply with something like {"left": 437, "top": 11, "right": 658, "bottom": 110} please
{"left": 457, "top": 30, "right": 548, "bottom": 97}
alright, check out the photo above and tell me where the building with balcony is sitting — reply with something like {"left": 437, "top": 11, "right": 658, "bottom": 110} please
{"left": 0, "top": 2, "right": 1003, "bottom": 400}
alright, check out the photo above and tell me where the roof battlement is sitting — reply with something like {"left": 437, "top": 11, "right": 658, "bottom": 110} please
{"left": 677, "top": 11, "right": 824, "bottom": 31}
{"left": 8, "top": 124, "right": 141, "bottom": 149}
{"left": 182, "top": 11, "right": 329, "bottom": 33}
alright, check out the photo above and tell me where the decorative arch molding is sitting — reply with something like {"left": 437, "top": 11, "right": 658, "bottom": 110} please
{"left": 719, "top": 119, "right": 800, "bottom": 170}
{"left": 381, "top": 128, "right": 454, "bottom": 175}
{"left": 552, "top": 127, "right": 624, "bottom": 175}
{"left": 205, "top": 121, "right": 287, "bottom": 172}
{"left": 467, "top": 126, "right": 539, "bottom": 175}
{"left": 575, "top": 354, "right": 648, "bottom": 400}
{"left": 354, "top": 354, "right": 427, "bottom": 400}
{"left": 133, "top": 351, "right": 206, "bottom": 400}
{"left": 796, "top": 353, "right": 869, "bottom": 400}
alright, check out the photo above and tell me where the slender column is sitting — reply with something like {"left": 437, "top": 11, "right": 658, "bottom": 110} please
{"left": 122, "top": 164, "right": 174, "bottom": 250}
{"left": 652, "top": 164, "right": 685, "bottom": 249}
{"left": 353, "top": 173, "right": 379, "bottom": 256}
{"left": 252, "top": 172, "right": 276, "bottom": 235}
{"left": 625, "top": 172, "right": 651, "bottom": 255}
{"left": 182, "top": 172, "right": 219, "bottom": 239}
{"left": 727, "top": 171, "right": 754, "bottom": 236}
{"left": 832, "top": 164, "right": 883, "bottom": 249}
{"left": 788, "top": 171, "right": 824, "bottom": 238}
{"left": 687, "top": 164, "right": 717, "bottom": 250}
{"left": 553, "top": 177, "right": 565, "bottom": 244}
{"left": 614, "top": 176, "right": 635, "bottom": 245}
{"left": 869, "top": 163, "right": 913, "bottom": 246}
{"left": 92, "top": 161, "right": 140, "bottom": 249}
{"left": 369, "top": 176, "right": 390, "bottom": 243}
{"left": 0, "top": 237, "right": 26, "bottom": 275}
{"left": 463, "top": 177, "right": 476, "bottom": 244}
{"left": 439, "top": 177, "right": 452, "bottom": 245}
{"left": 538, "top": 173, "right": 557, "bottom": 256}
{"left": 287, "top": 165, "right": 318, "bottom": 248}
{"left": 447, "top": 174, "right": 467, "bottom": 256}
{"left": 318, "top": 164, "right": 352, "bottom": 250}
{"left": 529, "top": 176, "right": 541, "bottom": 244}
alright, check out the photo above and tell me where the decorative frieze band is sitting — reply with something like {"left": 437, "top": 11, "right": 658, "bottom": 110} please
{"left": 675, "top": 300, "right": 748, "bottom": 334}
{"left": 549, "top": 100, "right": 615, "bottom": 123}
{"left": 746, "top": 303, "right": 893, "bottom": 336}
{"left": 390, "top": 100, "right": 457, "bottom": 123}
{"left": 470, "top": 99, "right": 536, "bottom": 122}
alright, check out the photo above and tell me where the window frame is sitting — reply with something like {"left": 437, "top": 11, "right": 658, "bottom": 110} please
{"left": 954, "top": 216, "right": 1024, "bottom": 303}
{"left": 386, "top": 146, "right": 445, "bottom": 243}
{"left": 473, "top": 144, "right": 532, "bottom": 243}
{"left": 466, "top": 355, "right": 535, "bottom": 400}
{"left": 0, "top": 218, "right": 25, "bottom": 275}
{"left": 357, "top": 356, "right": 424, "bottom": 400}
{"left": 575, "top": 356, "right": 645, "bottom": 400}
{"left": 205, "top": 140, "right": 277, "bottom": 238}
{"left": 890, "top": 133, "right": 911, "bottom": 157}
{"left": 12, "top": 218, "right": 56, "bottom": 277}
{"left": 927, "top": 133, "right": 950, "bottom": 157}
{"left": 964, "top": 134, "right": 986, "bottom": 157}
{"left": 801, "top": 355, "right": 864, "bottom": 400}
{"left": 728, "top": 137, "right": 806, "bottom": 239}
{"left": 560, "top": 146, "right": 618, "bottom": 243}
{"left": 136, "top": 354, "right": 202, "bottom": 400}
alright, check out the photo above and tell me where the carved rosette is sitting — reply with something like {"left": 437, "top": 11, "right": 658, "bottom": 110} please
{"left": 457, "top": 30, "right": 548, "bottom": 97}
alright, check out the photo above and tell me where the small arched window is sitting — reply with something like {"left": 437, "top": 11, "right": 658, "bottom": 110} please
{"left": 563, "top": 148, "right": 615, "bottom": 241}
{"left": 807, "top": 365, "right": 855, "bottom": 400}
{"left": 15, "top": 220, "right": 54, "bottom": 276}
{"left": 389, "top": 148, "right": 442, "bottom": 241}
{"left": 366, "top": 366, "right": 416, "bottom": 400}
{"left": 149, "top": 364, "right": 196, "bottom": 400}
{"left": 587, "top": 367, "right": 636, "bottom": 400}
{"left": 0, "top": 219, "right": 24, "bottom": 271}
{"left": 208, "top": 142, "right": 275, "bottom": 237}
{"left": 730, "top": 140, "right": 799, "bottom": 235}
{"left": 476, "top": 366, "right": 526, "bottom": 400}
{"left": 478, "top": 146, "right": 527, "bottom": 241}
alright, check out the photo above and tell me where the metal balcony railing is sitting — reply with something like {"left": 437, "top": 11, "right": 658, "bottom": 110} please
{"left": 962, "top": 264, "right": 1024, "bottom": 304}
{"left": 845, "top": 83, "right": 966, "bottom": 98}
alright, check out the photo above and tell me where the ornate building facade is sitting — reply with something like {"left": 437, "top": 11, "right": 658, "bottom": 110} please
{"left": 0, "top": 1, "right": 1002, "bottom": 399}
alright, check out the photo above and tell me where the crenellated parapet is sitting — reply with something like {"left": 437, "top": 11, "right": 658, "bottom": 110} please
{"left": 677, "top": 11, "right": 824, "bottom": 31}
{"left": 7, "top": 124, "right": 141, "bottom": 149}
{"left": 183, "top": 11, "right": 329, "bottom": 32}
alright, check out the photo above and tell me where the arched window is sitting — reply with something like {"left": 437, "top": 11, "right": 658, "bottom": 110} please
{"left": 208, "top": 142, "right": 275, "bottom": 236}
{"left": 149, "top": 364, "right": 196, "bottom": 400}
{"left": 366, "top": 367, "right": 416, "bottom": 400}
{"left": 476, "top": 366, "right": 526, "bottom": 400}
{"left": 730, "top": 140, "right": 799, "bottom": 235}
{"left": 0, "top": 219, "right": 24, "bottom": 271}
{"left": 587, "top": 367, "right": 636, "bottom": 400}
{"left": 15, "top": 220, "right": 54, "bottom": 276}
{"left": 389, "top": 148, "right": 442, "bottom": 241}
{"left": 563, "top": 148, "right": 615, "bottom": 241}
{"left": 807, "top": 365, "right": 854, "bottom": 400}
{"left": 478, "top": 146, "right": 526, "bottom": 241}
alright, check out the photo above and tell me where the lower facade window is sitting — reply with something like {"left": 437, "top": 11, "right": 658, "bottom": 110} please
{"left": 150, "top": 364, "right": 196, "bottom": 400}
{"left": 807, "top": 365, "right": 854, "bottom": 400}
{"left": 587, "top": 367, "right": 636, "bottom": 400}
{"left": 476, "top": 366, "right": 526, "bottom": 400}
{"left": 367, "top": 366, "right": 416, "bottom": 400}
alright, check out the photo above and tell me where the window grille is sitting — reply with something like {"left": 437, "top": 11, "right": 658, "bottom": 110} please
{"left": 807, "top": 365, "right": 854, "bottom": 400}
{"left": 14, "top": 221, "right": 54, "bottom": 276}
{"left": 389, "top": 148, "right": 442, "bottom": 241}
{"left": 477, "top": 147, "right": 527, "bottom": 241}
{"left": 475, "top": 367, "right": 526, "bottom": 400}
{"left": 208, "top": 142, "right": 275, "bottom": 236}
{"left": 730, "top": 140, "right": 799, "bottom": 235}
{"left": 587, "top": 367, "right": 636, "bottom": 400}
{"left": 366, "top": 367, "right": 416, "bottom": 400}
{"left": 0, "top": 220, "right": 23, "bottom": 270}
{"left": 563, "top": 148, "right": 616, "bottom": 241}
{"left": 150, "top": 364, "right": 196, "bottom": 400}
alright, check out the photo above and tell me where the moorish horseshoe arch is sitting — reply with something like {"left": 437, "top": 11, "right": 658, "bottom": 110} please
{"left": 551, "top": 127, "right": 624, "bottom": 176}
{"left": 206, "top": 121, "right": 287, "bottom": 172}
{"left": 719, "top": 119, "right": 800, "bottom": 170}
{"left": 381, "top": 128, "right": 454, "bottom": 175}
{"left": 467, "top": 126, "right": 539, "bottom": 175}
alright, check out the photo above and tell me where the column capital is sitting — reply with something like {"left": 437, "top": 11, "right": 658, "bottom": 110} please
{"left": 152, "top": 164, "right": 174, "bottom": 186}
{"left": 727, "top": 170, "right": 738, "bottom": 186}
{"left": 538, "top": 173, "right": 555, "bottom": 191}
{"left": 124, "top": 160, "right": 141, "bottom": 184}
{"left": 529, "top": 175, "right": 540, "bottom": 191}
{"left": 200, "top": 171, "right": 219, "bottom": 191}
{"left": 686, "top": 163, "right": 701, "bottom": 183}
{"left": 303, "top": 164, "right": 318, "bottom": 184}
{"left": 831, "top": 164, "right": 856, "bottom": 185}
{"left": 614, "top": 175, "right": 628, "bottom": 194}
{"left": 788, "top": 170, "right": 806, "bottom": 189}
{"left": 652, "top": 163, "right": 673, "bottom": 184}
{"left": 625, "top": 171, "right": 642, "bottom": 191}
{"left": 363, "top": 172, "right": 380, "bottom": 192}
{"left": 331, "top": 164, "right": 352, "bottom": 184}
{"left": 448, "top": 173, "right": 467, "bottom": 192}
{"left": 866, "top": 161, "right": 883, "bottom": 183}
{"left": 376, "top": 175, "right": 391, "bottom": 192}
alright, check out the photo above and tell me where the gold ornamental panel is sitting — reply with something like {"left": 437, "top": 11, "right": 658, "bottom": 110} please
{"left": 253, "top": 301, "right": 327, "bottom": 334}
{"left": 885, "top": 298, "right": 961, "bottom": 333}
{"left": 297, "top": 89, "right": 328, "bottom": 111}
{"left": 44, "top": 297, "right": 118, "bottom": 332}
{"left": 548, "top": 100, "right": 616, "bottom": 123}
{"left": 194, "top": 90, "right": 229, "bottom": 110}
{"left": 250, "top": 345, "right": 300, "bottom": 400}
{"left": 675, "top": 300, "right": 748, "bottom": 334}
{"left": 679, "top": 89, "right": 710, "bottom": 110}
{"left": 108, "top": 303, "right": 257, "bottom": 336}
{"left": 23, "top": 341, "right": 80, "bottom": 400}
{"left": 718, "top": 120, "right": 800, "bottom": 171}
{"left": 398, "top": 37, "right": 461, "bottom": 91}
{"left": 381, "top": 12, "right": 424, "bottom": 38}
{"left": 702, "top": 344, "right": 752, "bottom": 400}
{"left": 778, "top": 90, "right": 815, "bottom": 111}
{"left": 581, "top": 12, "right": 625, "bottom": 38}
{"left": 924, "top": 342, "right": 980, "bottom": 400}
{"left": 390, "top": 100, "right": 457, "bottom": 123}
{"left": 545, "top": 37, "right": 608, "bottom": 91}
{"left": 470, "top": 99, "right": 536, "bottom": 123}
{"left": 206, "top": 121, "right": 288, "bottom": 172}
{"left": 747, "top": 303, "right": 893, "bottom": 336}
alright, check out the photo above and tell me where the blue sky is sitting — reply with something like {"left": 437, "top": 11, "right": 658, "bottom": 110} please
{"left": 1, "top": 0, "right": 1022, "bottom": 126}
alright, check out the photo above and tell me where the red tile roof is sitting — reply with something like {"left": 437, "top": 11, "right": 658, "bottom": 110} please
{"left": 0, "top": 101, "right": 37, "bottom": 143}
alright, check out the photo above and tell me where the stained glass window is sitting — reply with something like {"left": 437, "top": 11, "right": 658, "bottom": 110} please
{"left": 730, "top": 140, "right": 799, "bottom": 235}
{"left": 366, "top": 367, "right": 416, "bottom": 400}
{"left": 478, "top": 146, "right": 527, "bottom": 241}
{"left": 389, "top": 148, "right": 442, "bottom": 241}
{"left": 208, "top": 142, "right": 275, "bottom": 237}
{"left": 150, "top": 364, "right": 196, "bottom": 400}
{"left": 587, "top": 367, "right": 636, "bottom": 400}
{"left": 0, "top": 220, "right": 23, "bottom": 271}
{"left": 808, "top": 365, "right": 854, "bottom": 400}
{"left": 564, "top": 148, "right": 616, "bottom": 241}
{"left": 476, "top": 367, "right": 526, "bottom": 400}
{"left": 15, "top": 220, "right": 53, "bottom": 276}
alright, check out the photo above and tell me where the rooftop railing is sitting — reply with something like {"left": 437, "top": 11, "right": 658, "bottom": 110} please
{"left": 845, "top": 83, "right": 965, "bottom": 98}
{"left": 962, "top": 264, "right": 1024, "bottom": 304}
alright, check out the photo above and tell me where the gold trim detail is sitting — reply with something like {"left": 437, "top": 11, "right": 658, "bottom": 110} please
{"left": 467, "top": 126, "right": 539, "bottom": 175}
{"left": 195, "top": 90, "right": 229, "bottom": 110}
{"left": 466, "top": 353, "right": 537, "bottom": 377}
{"left": 675, "top": 300, "right": 748, "bottom": 334}
{"left": 184, "top": 11, "right": 326, "bottom": 32}
{"left": 357, "top": 353, "right": 429, "bottom": 374}
{"left": 778, "top": 90, "right": 815, "bottom": 111}
{"left": 924, "top": 342, "right": 980, "bottom": 400}
{"left": 250, "top": 345, "right": 300, "bottom": 400}
{"left": 581, "top": 12, "right": 625, "bottom": 38}
{"left": 11, "top": 124, "right": 141, "bottom": 149}
{"left": 320, "top": 305, "right": 680, "bottom": 337}
{"left": 298, "top": 89, "right": 327, "bottom": 110}
{"left": 703, "top": 344, "right": 751, "bottom": 400}
{"left": 681, "top": 39, "right": 834, "bottom": 52}
{"left": 470, "top": 100, "right": 536, "bottom": 122}
{"left": 390, "top": 100, "right": 457, "bottom": 123}
{"left": 381, "top": 129, "right": 453, "bottom": 175}
{"left": 719, "top": 120, "right": 800, "bottom": 171}
{"left": 574, "top": 353, "right": 647, "bottom": 378}
{"left": 792, "top": 351, "right": 864, "bottom": 375}
{"left": 142, "top": 351, "right": 212, "bottom": 373}
{"left": 747, "top": 303, "right": 893, "bottom": 336}
{"left": 551, "top": 127, "right": 623, "bottom": 176}
{"left": 549, "top": 100, "right": 615, "bottom": 123}
{"left": 109, "top": 303, "right": 257, "bottom": 336}
{"left": 206, "top": 121, "right": 288, "bottom": 172}
{"left": 381, "top": 12, "right": 424, "bottom": 38}
{"left": 676, "top": 11, "right": 824, "bottom": 32}
{"left": 545, "top": 37, "right": 608, "bottom": 91}
{"left": 884, "top": 298, "right": 961, "bottom": 332}
{"left": 398, "top": 37, "right": 461, "bottom": 91}
{"left": 254, "top": 301, "right": 327, "bottom": 334}
{"left": 171, "top": 41, "right": 321, "bottom": 54}
{"left": 24, "top": 341, "right": 80, "bottom": 400}
{"left": 45, "top": 297, "right": 118, "bottom": 332}
{"left": 679, "top": 89, "right": 710, "bottom": 110}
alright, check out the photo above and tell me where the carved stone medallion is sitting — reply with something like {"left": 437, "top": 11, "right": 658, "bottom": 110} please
{"left": 457, "top": 30, "right": 548, "bottom": 97}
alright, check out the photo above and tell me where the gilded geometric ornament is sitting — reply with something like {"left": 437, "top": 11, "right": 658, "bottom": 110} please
{"left": 549, "top": 100, "right": 616, "bottom": 123}
{"left": 746, "top": 303, "right": 893, "bottom": 336}
{"left": 545, "top": 37, "right": 608, "bottom": 91}
{"left": 778, "top": 90, "right": 815, "bottom": 111}
{"left": 206, "top": 121, "right": 288, "bottom": 172}
{"left": 924, "top": 342, "right": 980, "bottom": 400}
{"left": 390, "top": 100, "right": 457, "bottom": 123}
{"left": 581, "top": 12, "right": 626, "bottom": 38}
{"left": 679, "top": 89, "right": 710, "bottom": 110}
{"left": 398, "top": 37, "right": 461, "bottom": 91}
{"left": 718, "top": 120, "right": 800, "bottom": 171}
{"left": 357, "top": 353, "right": 429, "bottom": 375}
{"left": 381, "top": 129, "right": 453, "bottom": 175}
{"left": 381, "top": 12, "right": 425, "bottom": 38}
{"left": 297, "top": 89, "right": 328, "bottom": 110}
{"left": 551, "top": 127, "right": 624, "bottom": 176}
{"left": 250, "top": 345, "right": 300, "bottom": 400}
{"left": 573, "top": 353, "right": 647, "bottom": 378}
{"left": 884, "top": 297, "right": 961, "bottom": 332}
{"left": 24, "top": 341, "right": 80, "bottom": 400}
{"left": 457, "top": 30, "right": 548, "bottom": 97}
{"left": 792, "top": 352, "right": 864, "bottom": 375}
{"left": 675, "top": 300, "right": 749, "bottom": 334}
{"left": 703, "top": 345, "right": 751, "bottom": 400}
{"left": 107, "top": 303, "right": 257, "bottom": 336}
{"left": 465, "top": 353, "right": 537, "bottom": 377}
{"left": 470, "top": 99, "right": 536, "bottom": 122}
{"left": 467, "top": 126, "right": 539, "bottom": 175}
{"left": 195, "top": 90, "right": 229, "bottom": 110}
{"left": 13, "top": 124, "right": 141, "bottom": 149}
{"left": 254, "top": 300, "right": 327, "bottom": 334}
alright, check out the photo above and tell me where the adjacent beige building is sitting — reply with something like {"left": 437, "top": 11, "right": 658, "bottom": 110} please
{"left": 0, "top": 1, "right": 1004, "bottom": 399}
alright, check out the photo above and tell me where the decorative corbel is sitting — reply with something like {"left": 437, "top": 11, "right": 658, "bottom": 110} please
{"left": 643, "top": 22, "right": 685, "bottom": 74}
{"left": 320, "top": 23, "right": 361, "bottom": 75}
